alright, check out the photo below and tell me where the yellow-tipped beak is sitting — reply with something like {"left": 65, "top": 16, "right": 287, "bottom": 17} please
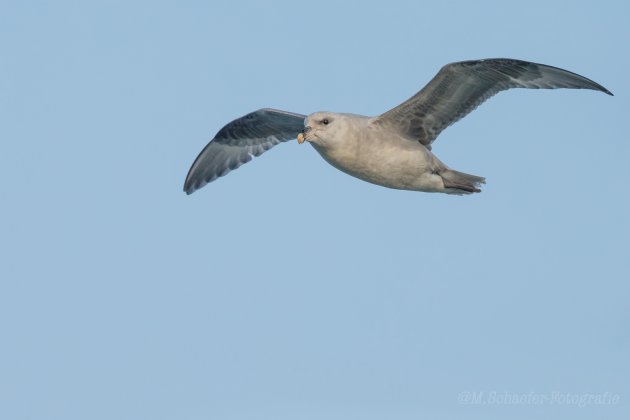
{"left": 297, "top": 133, "right": 305, "bottom": 144}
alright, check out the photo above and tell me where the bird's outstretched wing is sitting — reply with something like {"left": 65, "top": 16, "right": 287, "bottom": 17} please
{"left": 184, "top": 108, "right": 305, "bottom": 194}
{"left": 374, "top": 58, "right": 612, "bottom": 147}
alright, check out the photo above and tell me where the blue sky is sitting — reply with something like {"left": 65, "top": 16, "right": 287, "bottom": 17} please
{"left": 1, "top": 1, "right": 628, "bottom": 419}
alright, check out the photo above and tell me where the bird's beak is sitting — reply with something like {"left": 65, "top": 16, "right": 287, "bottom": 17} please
{"left": 297, "top": 126, "right": 311, "bottom": 144}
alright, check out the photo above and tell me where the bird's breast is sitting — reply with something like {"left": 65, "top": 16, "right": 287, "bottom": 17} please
{"left": 310, "top": 132, "right": 436, "bottom": 190}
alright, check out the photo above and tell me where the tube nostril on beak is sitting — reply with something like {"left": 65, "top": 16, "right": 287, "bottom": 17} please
{"left": 298, "top": 126, "right": 311, "bottom": 144}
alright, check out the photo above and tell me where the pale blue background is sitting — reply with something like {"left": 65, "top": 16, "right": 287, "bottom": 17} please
{"left": 1, "top": 1, "right": 628, "bottom": 419}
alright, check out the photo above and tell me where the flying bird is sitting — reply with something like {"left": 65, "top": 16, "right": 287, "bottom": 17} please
{"left": 184, "top": 58, "right": 611, "bottom": 195}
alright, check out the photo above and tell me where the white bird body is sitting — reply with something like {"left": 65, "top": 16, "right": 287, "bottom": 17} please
{"left": 307, "top": 113, "right": 449, "bottom": 192}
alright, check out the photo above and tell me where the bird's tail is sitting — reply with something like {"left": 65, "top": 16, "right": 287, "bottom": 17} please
{"left": 440, "top": 169, "right": 486, "bottom": 195}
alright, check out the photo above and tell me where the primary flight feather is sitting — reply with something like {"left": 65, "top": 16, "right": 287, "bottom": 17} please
{"left": 184, "top": 58, "right": 612, "bottom": 195}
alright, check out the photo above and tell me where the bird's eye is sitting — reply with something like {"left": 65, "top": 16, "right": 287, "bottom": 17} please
{"left": 322, "top": 118, "right": 329, "bottom": 125}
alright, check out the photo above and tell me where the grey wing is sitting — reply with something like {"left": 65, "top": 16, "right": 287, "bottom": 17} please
{"left": 374, "top": 58, "right": 613, "bottom": 147}
{"left": 184, "top": 108, "right": 305, "bottom": 194}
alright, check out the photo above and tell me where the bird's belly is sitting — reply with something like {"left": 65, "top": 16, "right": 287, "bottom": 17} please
{"left": 311, "top": 141, "right": 442, "bottom": 191}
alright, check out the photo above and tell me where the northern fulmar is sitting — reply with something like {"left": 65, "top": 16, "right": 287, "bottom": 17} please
{"left": 184, "top": 58, "right": 612, "bottom": 195}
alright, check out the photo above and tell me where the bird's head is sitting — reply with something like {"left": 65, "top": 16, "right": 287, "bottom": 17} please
{"left": 298, "top": 112, "right": 344, "bottom": 148}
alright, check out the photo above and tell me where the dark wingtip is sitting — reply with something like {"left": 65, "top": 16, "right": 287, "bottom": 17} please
{"left": 184, "top": 184, "right": 199, "bottom": 195}
{"left": 588, "top": 80, "right": 613, "bottom": 96}
{"left": 582, "top": 79, "right": 613, "bottom": 96}
{"left": 183, "top": 180, "right": 196, "bottom": 195}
